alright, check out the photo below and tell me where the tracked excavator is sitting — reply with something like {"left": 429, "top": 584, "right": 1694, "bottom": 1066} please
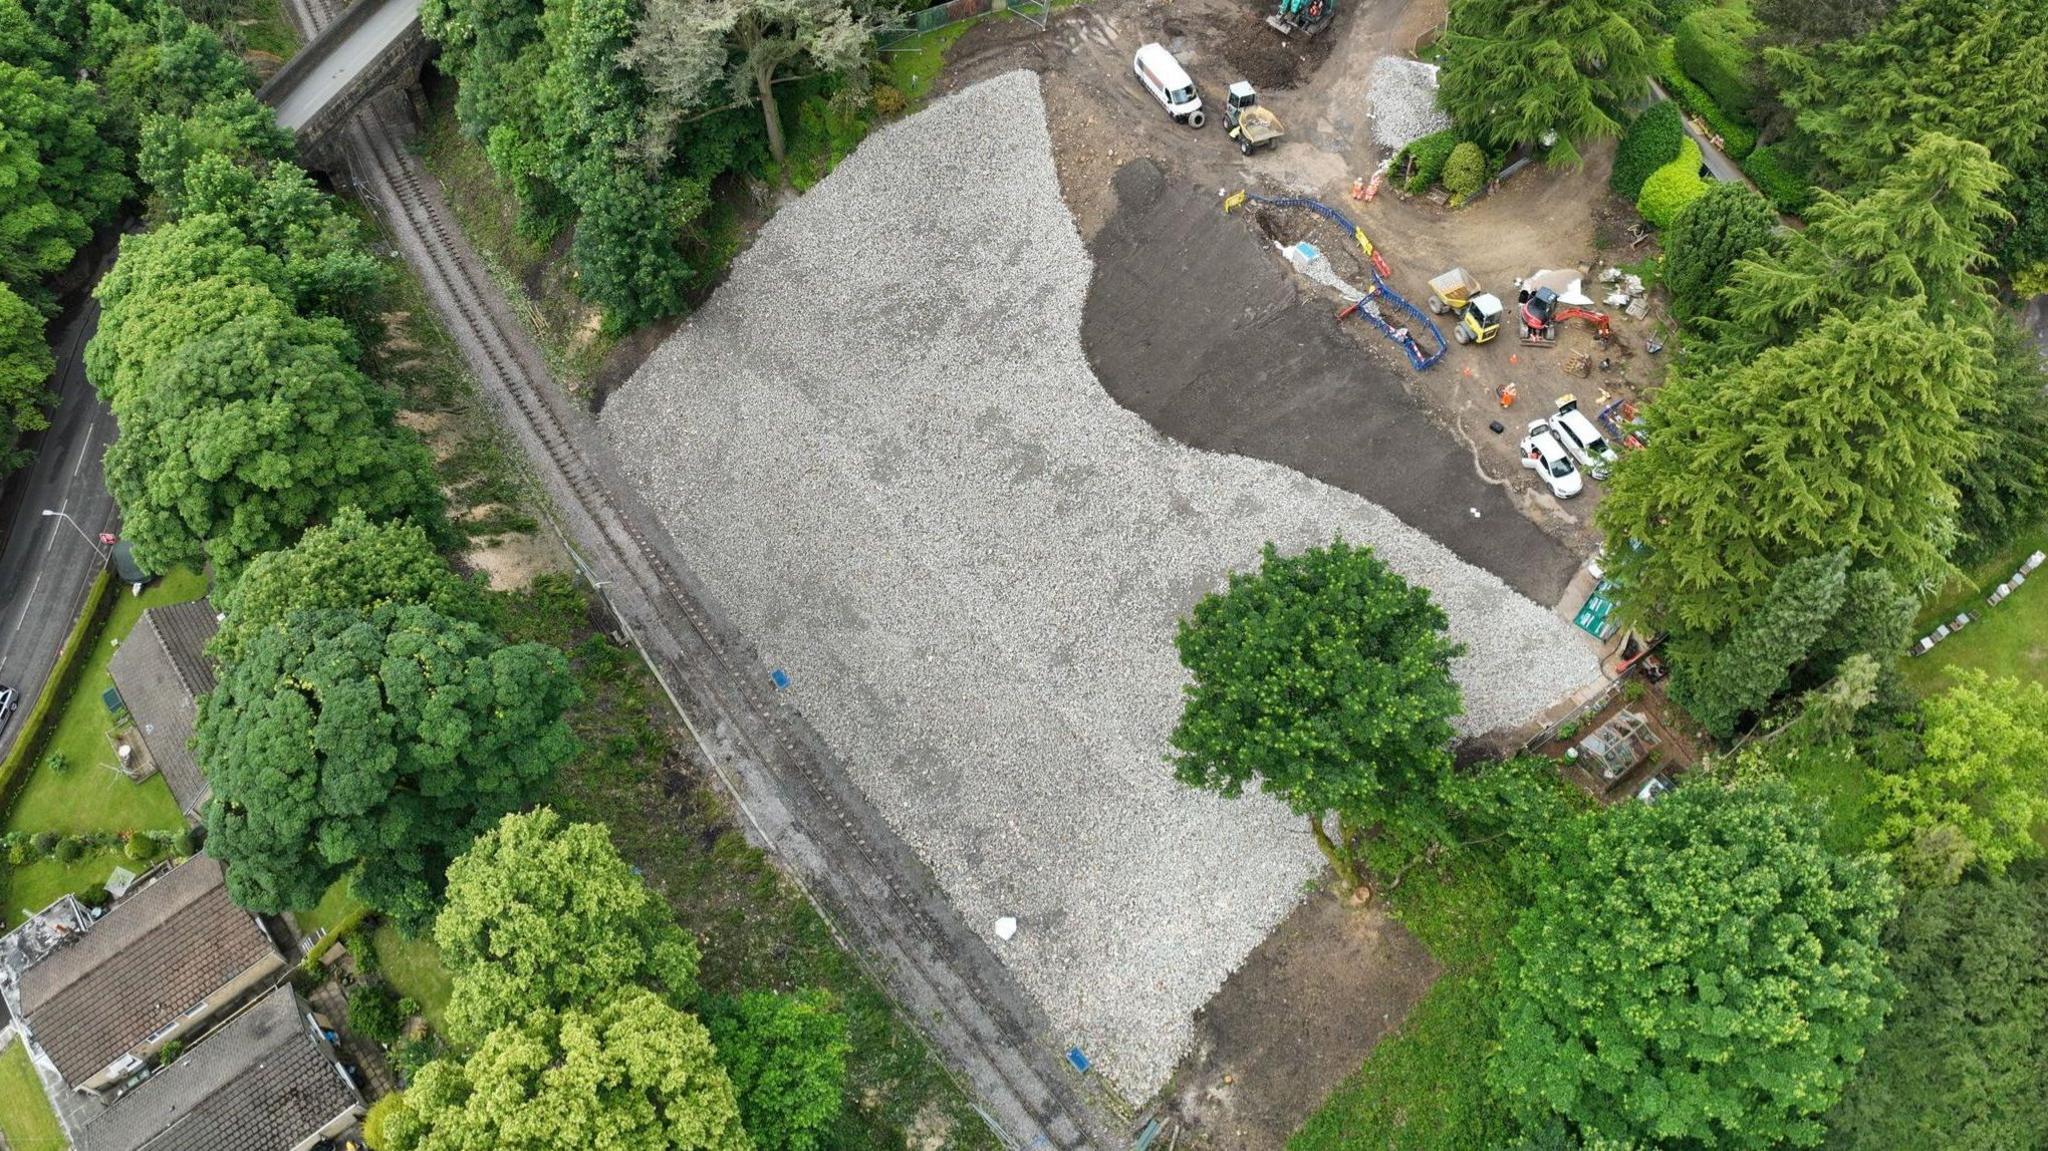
{"left": 1519, "top": 286, "right": 1614, "bottom": 346}
{"left": 1267, "top": 0, "right": 1335, "bottom": 36}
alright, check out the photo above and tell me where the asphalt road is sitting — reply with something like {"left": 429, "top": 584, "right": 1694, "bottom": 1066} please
{"left": 0, "top": 248, "right": 119, "bottom": 761}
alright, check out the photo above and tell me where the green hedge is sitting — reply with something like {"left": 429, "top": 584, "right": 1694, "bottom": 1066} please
{"left": 1674, "top": 7, "right": 1759, "bottom": 119}
{"left": 1610, "top": 102, "right": 1685, "bottom": 200}
{"left": 1638, "top": 137, "right": 1709, "bottom": 227}
{"left": 1393, "top": 129, "right": 1459, "bottom": 193}
{"left": 1654, "top": 38, "right": 1756, "bottom": 159}
{"left": 1741, "top": 143, "right": 1814, "bottom": 215}
{"left": 0, "top": 569, "right": 112, "bottom": 813}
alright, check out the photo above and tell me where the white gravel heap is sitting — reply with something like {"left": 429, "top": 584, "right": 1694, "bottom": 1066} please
{"left": 604, "top": 70, "right": 1600, "bottom": 1100}
{"left": 1368, "top": 55, "right": 1453, "bottom": 151}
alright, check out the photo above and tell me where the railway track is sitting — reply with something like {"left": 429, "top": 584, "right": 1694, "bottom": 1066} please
{"left": 273, "top": 3, "right": 1115, "bottom": 1143}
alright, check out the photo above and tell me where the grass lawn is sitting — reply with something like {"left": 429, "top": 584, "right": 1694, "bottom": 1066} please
{"left": 0, "top": 1038, "right": 68, "bottom": 1150}
{"left": 1293, "top": 848, "right": 1519, "bottom": 1151}
{"left": 371, "top": 923, "right": 454, "bottom": 1034}
{"left": 1903, "top": 523, "right": 2048, "bottom": 694}
{"left": 297, "top": 879, "right": 367, "bottom": 941}
{"left": 1, "top": 569, "right": 207, "bottom": 926}
{"left": 501, "top": 578, "right": 995, "bottom": 1150}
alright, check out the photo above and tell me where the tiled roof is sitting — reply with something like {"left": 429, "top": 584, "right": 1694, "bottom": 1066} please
{"left": 108, "top": 598, "right": 219, "bottom": 814}
{"left": 80, "top": 985, "right": 362, "bottom": 1151}
{"left": 17, "top": 855, "right": 280, "bottom": 1086}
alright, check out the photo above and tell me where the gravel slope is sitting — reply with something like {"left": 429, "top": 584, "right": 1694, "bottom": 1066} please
{"left": 604, "top": 70, "right": 1601, "bottom": 1098}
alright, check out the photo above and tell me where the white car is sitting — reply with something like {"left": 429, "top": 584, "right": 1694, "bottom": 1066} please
{"left": 1519, "top": 419, "right": 1584, "bottom": 499}
{"left": 1549, "top": 397, "right": 1620, "bottom": 480}
{"left": 1636, "top": 775, "right": 1672, "bottom": 804}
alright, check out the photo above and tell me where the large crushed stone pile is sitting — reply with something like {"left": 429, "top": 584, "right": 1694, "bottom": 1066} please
{"left": 604, "top": 70, "right": 1600, "bottom": 1099}
{"left": 1368, "top": 56, "right": 1452, "bottom": 152}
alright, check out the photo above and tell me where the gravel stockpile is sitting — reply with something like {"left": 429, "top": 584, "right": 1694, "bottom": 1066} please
{"left": 604, "top": 71, "right": 1601, "bottom": 1099}
{"left": 1368, "top": 56, "right": 1452, "bottom": 151}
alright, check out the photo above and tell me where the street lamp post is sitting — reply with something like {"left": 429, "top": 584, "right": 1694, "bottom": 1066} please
{"left": 41, "top": 509, "right": 109, "bottom": 562}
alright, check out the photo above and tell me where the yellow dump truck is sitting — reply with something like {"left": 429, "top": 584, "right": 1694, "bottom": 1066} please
{"left": 1427, "top": 267, "right": 1504, "bottom": 345}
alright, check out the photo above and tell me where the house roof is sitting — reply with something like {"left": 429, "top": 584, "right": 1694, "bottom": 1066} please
{"left": 17, "top": 855, "right": 281, "bottom": 1087}
{"left": 79, "top": 985, "right": 362, "bottom": 1151}
{"left": 107, "top": 598, "right": 220, "bottom": 814}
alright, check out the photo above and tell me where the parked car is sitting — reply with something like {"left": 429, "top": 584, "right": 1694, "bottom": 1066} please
{"left": 1549, "top": 396, "right": 1620, "bottom": 479}
{"left": 1519, "top": 419, "right": 1584, "bottom": 499}
{"left": 0, "top": 685, "right": 17, "bottom": 738}
{"left": 1636, "top": 775, "right": 1672, "bottom": 804}
{"left": 1133, "top": 43, "right": 1205, "bottom": 127}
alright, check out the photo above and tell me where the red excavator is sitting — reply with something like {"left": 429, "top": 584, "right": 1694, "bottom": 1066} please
{"left": 1519, "top": 286, "right": 1614, "bottom": 345}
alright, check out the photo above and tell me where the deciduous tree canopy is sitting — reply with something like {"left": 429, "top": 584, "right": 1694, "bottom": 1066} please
{"left": 435, "top": 808, "right": 702, "bottom": 1046}
{"left": 1874, "top": 670, "right": 2048, "bottom": 882}
{"left": 375, "top": 988, "right": 751, "bottom": 1151}
{"left": 198, "top": 604, "right": 580, "bottom": 927}
{"left": 1171, "top": 538, "right": 1463, "bottom": 891}
{"left": 1824, "top": 868, "right": 2048, "bottom": 1149}
{"left": 705, "top": 990, "right": 851, "bottom": 1151}
{"left": 1493, "top": 782, "right": 1897, "bottom": 1149}
{"left": 0, "top": 281, "right": 52, "bottom": 470}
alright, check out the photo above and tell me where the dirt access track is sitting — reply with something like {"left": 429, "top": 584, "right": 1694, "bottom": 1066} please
{"left": 940, "top": 0, "right": 1654, "bottom": 609}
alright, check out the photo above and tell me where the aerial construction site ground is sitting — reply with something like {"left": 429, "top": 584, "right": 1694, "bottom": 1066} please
{"left": 601, "top": 0, "right": 1656, "bottom": 1144}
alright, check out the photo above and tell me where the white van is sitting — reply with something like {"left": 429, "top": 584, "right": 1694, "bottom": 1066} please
{"left": 1134, "top": 43, "right": 1204, "bottom": 127}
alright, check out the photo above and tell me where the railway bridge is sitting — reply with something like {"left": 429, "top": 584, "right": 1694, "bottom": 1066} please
{"left": 256, "top": 0, "right": 428, "bottom": 163}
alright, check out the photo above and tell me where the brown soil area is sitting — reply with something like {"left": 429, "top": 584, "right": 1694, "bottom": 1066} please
{"left": 1156, "top": 891, "right": 1442, "bottom": 1150}
{"left": 938, "top": 0, "right": 1671, "bottom": 565}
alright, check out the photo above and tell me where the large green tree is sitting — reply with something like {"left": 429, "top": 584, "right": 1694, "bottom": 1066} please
{"left": 1171, "top": 539, "right": 1464, "bottom": 894}
{"left": 1873, "top": 670, "right": 2048, "bottom": 883}
{"left": 94, "top": 276, "right": 443, "bottom": 577}
{"left": 435, "top": 808, "right": 702, "bottom": 1046}
{"left": 1823, "top": 868, "right": 2048, "bottom": 1149}
{"left": 214, "top": 506, "right": 483, "bottom": 663}
{"left": 374, "top": 988, "right": 752, "bottom": 1151}
{"left": 1436, "top": 0, "right": 1657, "bottom": 169}
{"left": 1769, "top": 0, "right": 2048, "bottom": 190}
{"left": 0, "top": 59, "right": 128, "bottom": 293}
{"left": 1667, "top": 550, "right": 1848, "bottom": 737}
{"left": 0, "top": 281, "right": 52, "bottom": 470}
{"left": 1664, "top": 180, "right": 1779, "bottom": 323}
{"left": 704, "top": 990, "right": 850, "bottom": 1151}
{"left": 198, "top": 603, "right": 580, "bottom": 927}
{"left": 1950, "top": 318, "right": 2048, "bottom": 563}
{"left": 1599, "top": 306, "right": 1989, "bottom": 635}
{"left": 1708, "top": 133, "right": 2008, "bottom": 362}
{"left": 1493, "top": 782, "right": 1898, "bottom": 1149}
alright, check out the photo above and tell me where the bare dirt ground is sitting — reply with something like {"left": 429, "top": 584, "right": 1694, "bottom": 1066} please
{"left": 1158, "top": 892, "right": 1442, "bottom": 1151}
{"left": 939, "top": 0, "right": 1666, "bottom": 567}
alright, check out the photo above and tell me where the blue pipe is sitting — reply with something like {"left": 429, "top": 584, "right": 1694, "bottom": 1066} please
{"left": 1240, "top": 193, "right": 1448, "bottom": 371}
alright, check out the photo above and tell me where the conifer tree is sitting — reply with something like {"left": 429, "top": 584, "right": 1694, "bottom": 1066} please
{"left": 1437, "top": 0, "right": 1657, "bottom": 169}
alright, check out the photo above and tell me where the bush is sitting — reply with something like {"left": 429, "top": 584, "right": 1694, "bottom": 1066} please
{"left": 362, "top": 1093, "right": 406, "bottom": 1151}
{"left": 1443, "top": 142, "right": 1486, "bottom": 203}
{"left": 390, "top": 1035, "right": 439, "bottom": 1085}
{"left": 1638, "top": 137, "right": 1709, "bottom": 227}
{"left": 1394, "top": 128, "right": 1459, "bottom": 193}
{"left": 157, "top": 1039, "right": 184, "bottom": 1064}
{"left": 125, "top": 833, "right": 160, "bottom": 862}
{"left": 77, "top": 883, "right": 111, "bottom": 909}
{"left": 31, "top": 831, "right": 60, "bottom": 855}
{"left": 43, "top": 751, "right": 69, "bottom": 774}
{"left": 346, "top": 925, "right": 382, "bottom": 976}
{"left": 1741, "top": 143, "right": 1814, "bottom": 214}
{"left": 1674, "top": 6, "right": 1759, "bottom": 118}
{"left": 54, "top": 836, "right": 86, "bottom": 863}
{"left": 348, "top": 980, "right": 404, "bottom": 1045}
{"left": 175, "top": 825, "right": 206, "bottom": 856}
{"left": 1653, "top": 38, "right": 1755, "bottom": 158}
{"left": 870, "top": 85, "right": 906, "bottom": 118}
{"left": 1610, "top": 102, "right": 1684, "bottom": 199}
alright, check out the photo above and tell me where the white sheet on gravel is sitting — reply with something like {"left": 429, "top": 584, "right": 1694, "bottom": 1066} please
{"left": 604, "top": 69, "right": 1601, "bottom": 1099}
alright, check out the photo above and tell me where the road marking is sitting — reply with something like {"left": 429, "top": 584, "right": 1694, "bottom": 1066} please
{"left": 71, "top": 420, "right": 97, "bottom": 478}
